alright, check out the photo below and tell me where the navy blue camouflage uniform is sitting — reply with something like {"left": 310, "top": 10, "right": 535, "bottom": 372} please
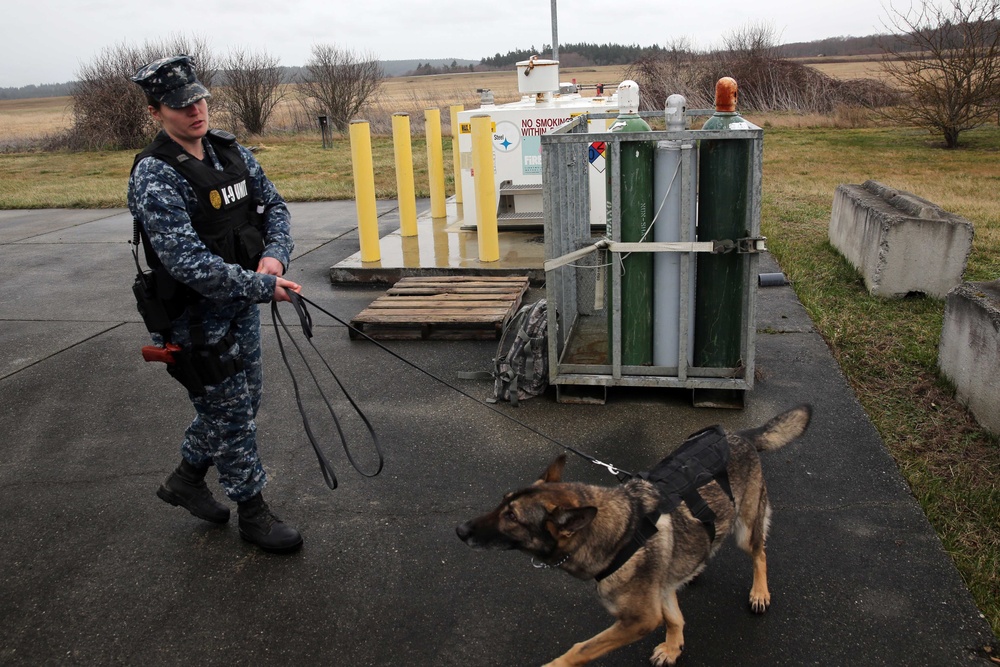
{"left": 128, "top": 138, "right": 293, "bottom": 502}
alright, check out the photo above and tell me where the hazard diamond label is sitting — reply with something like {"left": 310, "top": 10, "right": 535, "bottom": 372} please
{"left": 589, "top": 141, "right": 607, "bottom": 173}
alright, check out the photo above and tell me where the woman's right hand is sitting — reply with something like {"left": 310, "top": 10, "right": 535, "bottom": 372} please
{"left": 273, "top": 276, "right": 302, "bottom": 302}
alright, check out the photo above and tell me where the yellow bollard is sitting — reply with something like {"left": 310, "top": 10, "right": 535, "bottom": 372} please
{"left": 449, "top": 104, "right": 464, "bottom": 204}
{"left": 392, "top": 113, "right": 418, "bottom": 237}
{"left": 349, "top": 120, "right": 381, "bottom": 262}
{"left": 424, "top": 108, "right": 447, "bottom": 219}
{"left": 471, "top": 114, "right": 499, "bottom": 263}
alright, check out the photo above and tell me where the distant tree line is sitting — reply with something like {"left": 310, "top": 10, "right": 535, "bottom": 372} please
{"left": 406, "top": 61, "right": 475, "bottom": 76}
{"left": 779, "top": 34, "right": 895, "bottom": 58}
{"left": 779, "top": 18, "right": 1000, "bottom": 59}
{"left": 480, "top": 42, "right": 665, "bottom": 69}
{"left": 0, "top": 82, "right": 75, "bottom": 100}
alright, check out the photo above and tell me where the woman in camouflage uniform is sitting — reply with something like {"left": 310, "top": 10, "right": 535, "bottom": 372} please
{"left": 128, "top": 54, "right": 303, "bottom": 554}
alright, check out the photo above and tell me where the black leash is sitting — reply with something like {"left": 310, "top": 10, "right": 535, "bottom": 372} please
{"left": 279, "top": 292, "right": 632, "bottom": 482}
{"left": 271, "top": 292, "right": 384, "bottom": 489}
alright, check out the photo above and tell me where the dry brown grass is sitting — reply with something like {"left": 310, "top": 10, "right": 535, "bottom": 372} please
{"left": 0, "top": 96, "right": 74, "bottom": 144}
{"left": 793, "top": 55, "right": 895, "bottom": 82}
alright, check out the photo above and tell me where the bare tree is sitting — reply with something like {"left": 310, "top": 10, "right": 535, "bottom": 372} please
{"left": 70, "top": 35, "right": 215, "bottom": 150}
{"left": 624, "top": 38, "right": 707, "bottom": 111}
{"left": 880, "top": 0, "right": 1000, "bottom": 148}
{"left": 722, "top": 20, "right": 783, "bottom": 60}
{"left": 215, "top": 47, "right": 286, "bottom": 136}
{"left": 298, "top": 44, "right": 384, "bottom": 132}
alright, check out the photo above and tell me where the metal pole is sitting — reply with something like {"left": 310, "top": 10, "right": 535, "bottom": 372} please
{"left": 551, "top": 0, "right": 559, "bottom": 62}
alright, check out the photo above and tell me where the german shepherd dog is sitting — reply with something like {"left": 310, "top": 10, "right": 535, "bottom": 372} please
{"left": 456, "top": 405, "right": 811, "bottom": 666}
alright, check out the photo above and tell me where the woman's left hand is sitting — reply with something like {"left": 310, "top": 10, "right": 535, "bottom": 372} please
{"left": 256, "top": 256, "right": 284, "bottom": 277}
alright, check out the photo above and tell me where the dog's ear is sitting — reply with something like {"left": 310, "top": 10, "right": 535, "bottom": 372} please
{"left": 536, "top": 454, "right": 567, "bottom": 485}
{"left": 549, "top": 506, "right": 598, "bottom": 536}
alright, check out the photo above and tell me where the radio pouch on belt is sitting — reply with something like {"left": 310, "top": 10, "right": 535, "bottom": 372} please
{"left": 132, "top": 270, "right": 173, "bottom": 334}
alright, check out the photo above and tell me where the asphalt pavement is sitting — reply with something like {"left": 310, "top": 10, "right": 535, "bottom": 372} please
{"left": 0, "top": 201, "right": 996, "bottom": 666}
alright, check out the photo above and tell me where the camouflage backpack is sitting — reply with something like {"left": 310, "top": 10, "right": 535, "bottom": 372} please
{"left": 492, "top": 299, "right": 549, "bottom": 406}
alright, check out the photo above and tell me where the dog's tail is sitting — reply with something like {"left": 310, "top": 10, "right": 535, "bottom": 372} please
{"left": 740, "top": 404, "right": 812, "bottom": 452}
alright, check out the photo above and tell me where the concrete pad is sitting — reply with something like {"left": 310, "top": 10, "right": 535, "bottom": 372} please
{"left": 287, "top": 199, "right": 408, "bottom": 243}
{"left": 331, "top": 198, "right": 546, "bottom": 285}
{"left": 0, "top": 242, "right": 139, "bottom": 322}
{"left": 756, "top": 253, "right": 814, "bottom": 334}
{"left": 11, "top": 209, "right": 134, "bottom": 243}
{"left": 0, "top": 208, "right": 123, "bottom": 243}
{"left": 0, "top": 320, "right": 120, "bottom": 379}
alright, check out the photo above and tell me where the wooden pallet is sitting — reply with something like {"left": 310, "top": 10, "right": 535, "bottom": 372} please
{"left": 349, "top": 275, "right": 530, "bottom": 340}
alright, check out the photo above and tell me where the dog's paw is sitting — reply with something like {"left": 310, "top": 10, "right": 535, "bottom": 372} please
{"left": 650, "top": 641, "right": 683, "bottom": 666}
{"left": 749, "top": 590, "right": 771, "bottom": 614}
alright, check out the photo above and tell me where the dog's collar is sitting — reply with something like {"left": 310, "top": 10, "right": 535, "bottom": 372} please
{"left": 531, "top": 552, "right": 572, "bottom": 570}
{"left": 594, "top": 511, "right": 661, "bottom": 582}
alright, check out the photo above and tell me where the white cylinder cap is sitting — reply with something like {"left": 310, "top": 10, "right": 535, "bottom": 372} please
{"left": 665, "top": 94, "right": 687, "bottom": 130}
{"left": 617, "top": 80, "right": 640, "bottom": 114}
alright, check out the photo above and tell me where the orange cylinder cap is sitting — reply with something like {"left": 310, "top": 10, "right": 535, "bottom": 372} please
{"left": 715, "top": 77, "right": 738, "bottom": 112}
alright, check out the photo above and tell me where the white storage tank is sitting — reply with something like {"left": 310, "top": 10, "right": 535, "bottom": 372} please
{"left": 516, "top": 57, "right": 560, "bottom": 94}
{"left": 457, "top": 59, "right": 618, "bottom": 230}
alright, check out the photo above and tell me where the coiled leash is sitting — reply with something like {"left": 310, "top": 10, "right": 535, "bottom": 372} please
{"left": 271, "top": 292, "right": 384, "bottom": 489}
{"left": 278, "top": 292, "right": 632, "bottom": 483}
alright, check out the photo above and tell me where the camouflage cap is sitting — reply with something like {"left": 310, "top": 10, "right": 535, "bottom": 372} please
{"left": 131, "top": 54, "right": 211, "bottom": 109}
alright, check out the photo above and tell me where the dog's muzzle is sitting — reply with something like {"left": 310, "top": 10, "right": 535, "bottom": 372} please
{"left": 456, "top": 521, "right": 474, "bottom": 543}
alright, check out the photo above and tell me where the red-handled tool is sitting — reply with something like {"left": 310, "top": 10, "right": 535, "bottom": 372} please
{"left": 141, "top": 342, "right": 182, "bottom": 364}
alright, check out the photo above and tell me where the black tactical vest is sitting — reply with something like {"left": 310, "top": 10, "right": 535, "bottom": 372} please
{"left": 132, "top": 129, "right": 264, "bottom": 271}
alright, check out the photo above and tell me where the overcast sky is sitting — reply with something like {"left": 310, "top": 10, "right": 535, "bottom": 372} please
{"left": 1, "top": 0, "right": 894, "bottom": 88}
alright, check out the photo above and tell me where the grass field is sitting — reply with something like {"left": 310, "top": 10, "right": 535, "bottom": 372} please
{"left": 0, "top": 95, "right": 73, "bottom": 146}
{"left": 0, "top": 62, "right": 997, "bottom": 638}
{"left": 793, "top": 53, "right": 896, "bottom": 82}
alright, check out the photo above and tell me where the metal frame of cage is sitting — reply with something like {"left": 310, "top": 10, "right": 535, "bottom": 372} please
{"left": 541, "top": 111, "right": 764, "bottom": 401}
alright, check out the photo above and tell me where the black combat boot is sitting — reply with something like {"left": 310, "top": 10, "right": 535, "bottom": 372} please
{"left": 156, "top": 459, "right": 230, "bottom": 524}
{"left": 237, "top": 494, "right": 303, "bottom": 554}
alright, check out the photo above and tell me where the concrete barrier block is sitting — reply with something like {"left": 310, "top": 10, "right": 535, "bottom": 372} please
{"left": 938, "top": 280, "right": 1000, "bottom": 435}
{"left": 829, "top": 180, "right": 974, "bottom": 298}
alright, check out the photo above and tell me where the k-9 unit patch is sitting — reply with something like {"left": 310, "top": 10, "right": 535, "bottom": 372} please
{"left": 210, "top": 179, "right": 249, "bottom": 210}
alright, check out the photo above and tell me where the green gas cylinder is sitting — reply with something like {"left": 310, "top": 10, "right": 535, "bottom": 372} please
{"left": 695, "top": 77, "right": 751, "bottom": 369}
{"left": 606, "top": 80, "right": 654, "bottom": 366}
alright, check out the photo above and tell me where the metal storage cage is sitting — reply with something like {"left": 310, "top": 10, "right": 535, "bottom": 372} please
{"left": 541, "top": 111, "right": 765, "bottom": 405}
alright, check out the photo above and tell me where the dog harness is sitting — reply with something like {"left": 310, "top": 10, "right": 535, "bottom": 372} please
{"left": 595, "top": 425, "right": 735, "bottom": 582}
